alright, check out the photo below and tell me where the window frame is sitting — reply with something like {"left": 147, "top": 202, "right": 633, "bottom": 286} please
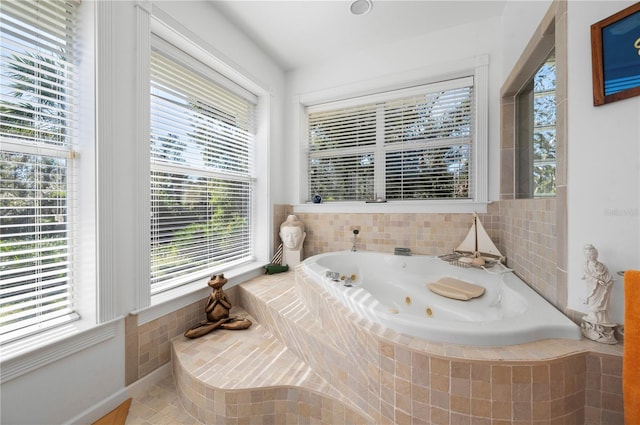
{"left": 0, "top": 0, "right": 82, "bottom": 345}
{"left": 499, "top": 2, "right": 564, "bottom": 202}
{"left": 133, "top": 8, "right": 271, "bottom": 322}
{"left": 148, "top": 34, "right": 258, "bottom": 295}
{"left": 306, "top": 77, "right": 475, "bottom": 203}
{"left": 0, "top": 0, "right": 120, "bottom": 384}
{"left": 515, "top": 49, "right": 556, "bottom": 199}
{"left": 293, "top": 55, "right": 489, "bottom": 214}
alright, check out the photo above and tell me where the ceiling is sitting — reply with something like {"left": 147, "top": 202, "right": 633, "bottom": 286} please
{"left": 210, "top": 0, "right": 507, "bottom": 71}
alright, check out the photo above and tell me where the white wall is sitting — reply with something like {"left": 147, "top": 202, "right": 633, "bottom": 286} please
{"left": 151, "top": 1, "right": 286, "bottom": 205}
{"left": 284, "top": 16, "right": 504, "bottom": 204}
{"left": 500, "top": 0, "right": 552, "bottom": 81}
{"left": 1, "top": 325, "right": 126, "bottom": 425}
{"left": 0, "top": 2, "right": 285, "bottom": 424}
{"left": 565, "top": 1, "right": 640, "bottom": 324}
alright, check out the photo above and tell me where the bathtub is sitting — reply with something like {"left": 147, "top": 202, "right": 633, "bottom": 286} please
{"left": 300, "top": 251, "right": 582, "bottom": 346}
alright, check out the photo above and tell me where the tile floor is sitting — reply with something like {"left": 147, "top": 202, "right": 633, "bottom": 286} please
{"left": 126, "top": 374, "right": 202, "bottom": 425}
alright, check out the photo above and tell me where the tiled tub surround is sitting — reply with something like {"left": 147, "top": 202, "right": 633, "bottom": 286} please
{"left": 132, "top": 203, "right": 619, "bottom": 423}
{"left": 293, "top": 210, "right": 501, "bottom": 260}
{"left": 498, "top": 198, "right": 564, "bottom": 312}
{"left": 292, "top": 201, "right": 560, "bottom": 310}
{"left": 125, "top": 287, "right": 239, "bottom": 384}
{"left": 171, "top": 306, "right": 371, "bottom": 424}
{"left": 235, "top": 270, "right": 623, "bottom": 425}
{"left": 292, "top": 197, "right": 579, "bottom": 323}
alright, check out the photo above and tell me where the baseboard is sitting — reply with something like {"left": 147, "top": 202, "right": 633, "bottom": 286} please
{"left": 126, "top": 362, "right": 172, "bottom": 399}
{"left": 92, "top": 398, "right": 132, "bottom": 425}
{"left": 65, "top": 388, "right": 128, "bottom": 425}
{"left": 64, "top": 362, "right": 172, "bottom": 425}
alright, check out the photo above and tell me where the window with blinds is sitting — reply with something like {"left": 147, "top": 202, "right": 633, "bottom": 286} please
{"left": 308, "top": 104, "right": 377, "bottom": 200}
{"left": 307, "top": 77, "right": 474, "bottom": 201}
{"left": 150, "top": 38, "right": 256, "bottom": 295}
{"left": 0, "top": 0, "right": 80, "bottom": 343}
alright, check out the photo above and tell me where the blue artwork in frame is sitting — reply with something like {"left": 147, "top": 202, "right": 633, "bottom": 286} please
{"left": 591, "top": 3, "right": 640, "bottom": 106}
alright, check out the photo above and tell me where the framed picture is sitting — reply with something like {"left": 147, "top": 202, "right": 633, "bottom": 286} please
{"left": 591, "top": 3, "right": 640, "bottom": 106}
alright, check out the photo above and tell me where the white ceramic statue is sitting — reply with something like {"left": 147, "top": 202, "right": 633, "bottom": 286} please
{"left": 580, "top": 244, "right": 616, "bottom": 344}
{"left": 279, "top": 215, "right": 306, "bottom": 267}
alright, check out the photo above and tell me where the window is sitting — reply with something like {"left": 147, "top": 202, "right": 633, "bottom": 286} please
{"left": 515, "top": 50, "right": 556, "bottom": 198}
{"left": 307, "top": 77, "right": 474, "bottom": 202}
{"left": 149, "top": 36, "right": 257, "bottom": 295}
{"left": 0, "top": 0, "right": 81, "bottom": 343}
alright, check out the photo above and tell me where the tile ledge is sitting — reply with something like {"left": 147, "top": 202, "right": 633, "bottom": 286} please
{"left": 240, "top": 271, "right": 624, "bottom": 363}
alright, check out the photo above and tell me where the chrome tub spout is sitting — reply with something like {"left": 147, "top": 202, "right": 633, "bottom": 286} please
{"left": 351, "top": 229, "right": 359, "bottom": 251}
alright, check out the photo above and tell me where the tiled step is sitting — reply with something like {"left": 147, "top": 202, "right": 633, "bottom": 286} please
{"left": 237, "top": 271, "right": 345, "bottom": 367}
{"left": 238, "top": 271, "right": 373, "bottom": 415}
{"left": 171, "top": 295, "right": 372, "bottom": 424}
{"left": 175, "top": 268, "right": 625, "bottom": 425}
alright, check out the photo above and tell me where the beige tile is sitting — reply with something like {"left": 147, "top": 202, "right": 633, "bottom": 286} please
{"left": 450, "top": 395, "right": 470, "bottom": 415}
{"left": 471, "top": 398, "right": 491, "bottom": 417}
{"left": 127, "top": 247, "right": 624, "bottom": 425}
{"left": 491, "top": 400, "right": 511, "bottom": 420}
{"left": 492, "top": 365, "right": 511, "bottom": 385}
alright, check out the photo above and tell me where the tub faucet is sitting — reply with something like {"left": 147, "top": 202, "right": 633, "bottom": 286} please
{"left": 351, "top": 229, "right": 359, "bottom": 251}
{"left": 325, "top": 271, "right": 340, "bottom": 282}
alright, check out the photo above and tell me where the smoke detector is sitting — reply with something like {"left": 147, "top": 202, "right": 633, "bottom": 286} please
{"left": 350, "top": 0, "right": 373, "bottom": 16}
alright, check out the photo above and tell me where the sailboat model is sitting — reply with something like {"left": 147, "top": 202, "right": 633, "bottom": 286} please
{"left": 441, "top": 213, "right": 505, "bottom": 267}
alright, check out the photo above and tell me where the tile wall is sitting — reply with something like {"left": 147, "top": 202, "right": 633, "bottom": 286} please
{"left": 291, "top": 206, "right": 501, "bottom": 259}
{"left": 129, "top": 190, "right": 621, "bottom": 424}
{"left": 289, "top": 199, "right": 563, "bottom": 313}
{"left": 499, "top": 0, "right": 570, "bottom": 320}
{"left": 586, "top": 353, "right": 625, "bottom": 425}
{"left": 498, "top": 198, "right": 565, "bottom": 312}
{"left": 125, "top": 287, "right": 238, "bottom": 385}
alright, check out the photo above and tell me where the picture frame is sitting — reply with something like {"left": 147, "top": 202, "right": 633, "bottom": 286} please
{"left": 591, "top": 2, "right": 640, "bottom": 106}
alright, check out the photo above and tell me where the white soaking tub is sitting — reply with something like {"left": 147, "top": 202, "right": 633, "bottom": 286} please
{"left": 300, "top": 251, "right": 582, "bottom": 346}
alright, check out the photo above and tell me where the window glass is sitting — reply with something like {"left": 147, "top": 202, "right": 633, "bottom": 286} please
{"left": 149, "top": 40, "right": 256, "bottom": 294}
{"left": 0, "top": 0, "right": 81, "bottom": 343}
{"left": 307, "top": 77, "right": 474, "bottom": 202}
{"left": 516, "top": 50, "right": 556, "bottom": 198}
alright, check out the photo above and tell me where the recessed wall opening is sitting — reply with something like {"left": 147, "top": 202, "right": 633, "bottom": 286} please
{"left": 499, "top": 0, "right": 569, "bottom": 317}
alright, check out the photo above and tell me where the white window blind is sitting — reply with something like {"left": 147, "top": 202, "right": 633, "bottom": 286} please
{"left": 0, "top": 0, "right": 80, "bottom": 343}
{"left": 150, "top": 40, "right": 256, "bottom": 295}
{"left": 307, "top": 77, "right": 474, "bottom": 201}
{"left": 307, "top": 104, "right": 377, "bottom": 201}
